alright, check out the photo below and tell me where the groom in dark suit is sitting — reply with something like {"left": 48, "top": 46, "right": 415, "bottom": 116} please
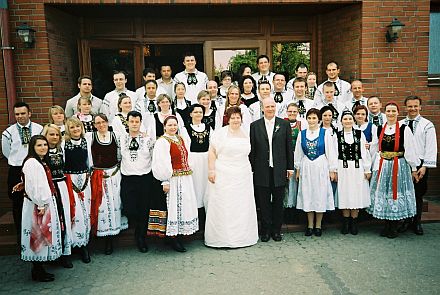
{"left": 250, "top": 98, "right": 294, "bottom": 242}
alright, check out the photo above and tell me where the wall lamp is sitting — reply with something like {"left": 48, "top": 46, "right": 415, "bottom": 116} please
{"left": 386, "top": 18, "right": 405, "bottom": 43}
{"left": 16, "top": 23, "right": 36, "bottom": 48}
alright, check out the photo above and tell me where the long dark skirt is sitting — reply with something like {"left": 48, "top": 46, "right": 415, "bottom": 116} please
{"left": 147, "top": 177, "right": 168, "bottom": 238}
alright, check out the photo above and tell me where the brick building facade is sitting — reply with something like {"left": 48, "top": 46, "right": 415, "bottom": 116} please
{"left": 0, "top": 0, "right": 439, "bottom": 213}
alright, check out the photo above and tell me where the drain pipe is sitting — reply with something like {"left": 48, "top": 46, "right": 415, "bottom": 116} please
{"left": 0, "top": 0, "right": 17, "bottom": 125}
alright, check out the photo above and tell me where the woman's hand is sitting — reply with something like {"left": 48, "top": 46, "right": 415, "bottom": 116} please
{"left": 295, "top": 170, "right": 300, "bottom": 181}
{"left": 12, "top": 182, "right": 24, "bottom": 193}
{"left": 364, "top": 172, "right": 372, "bottom": 180}
{"left": 330, "top": 171, "right": 337, "bottom": 182}
{"left": 37, "top": 207, "right": 45, "bottom": 216}
{"left": 365, "top": 143, "right": 370, "bottom": 150}
{"left": 208, "top": 171, "right": 216, "bottom": 184}
{"left": 412, "top": 171, "right": 419, "bottom": 182}
{"left": 163, "top": 184, "right": 170, "bottom": 193}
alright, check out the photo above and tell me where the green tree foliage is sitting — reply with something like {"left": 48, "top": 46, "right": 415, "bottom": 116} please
{"left": 228, "top": 43, "right": 310, "bottom": 81}
{"left": 272, "top": 42, "right": 310, "bottom": 80}
{"left": 228, "top": 50, "right": 258, "bottom": 75}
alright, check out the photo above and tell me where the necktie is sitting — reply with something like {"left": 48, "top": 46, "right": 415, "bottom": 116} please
{"left": 328, "top": 103, "right": 339, "bottom": 120}
{"left": 147, "top": 100, "right": 157, "bottom": 113}
{"left": 308, "top": 87, "right": 315, "bottom": 99}
{"left": 22, "top": 126, "right": 31, "bottom": 145}
{"left": 187, "top": 73, "right": 197, "bottom": 85}
{"left": 129, "top": 138, "right": 139, "bottom": 151}
{"left": 261, "top": 75, "right": 267, "bottom": 82}
{"left": 352, "top": 100, "right": 361, "bottom": 111}
{"left": 408, "top": 120, "right": 414, "bottom": 133}
{"left": 274, "top": 92, "right": 283, "bottom": 103}
{"left": 298, "top": 100, "right": 306, "bottom": 117}
{"left": 333, "top": 82, "right": 340, "bottom": 96}
{"left": 372, "top": 115, "right": 380, "bottom": 126}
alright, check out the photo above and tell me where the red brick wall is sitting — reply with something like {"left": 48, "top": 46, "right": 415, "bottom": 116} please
{"left": 8, "top": 1, "right": 54, "bottom": 123}
{"left": 319, "top": 4, "right": 362, "bottom": 83}
{"left": 45, "top": 6, "right": 80, "bottom": 108}
{"left": 361, "top": 0, "right": 439, "bottom": 195}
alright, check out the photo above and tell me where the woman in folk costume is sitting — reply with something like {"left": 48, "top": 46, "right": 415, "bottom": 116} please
{"left": 152, "top": 115, "right": 199, "bottom": 252}
{"left": 42, "top": 124, "right": 73, "bottom": 268}
{"left": 89, "top": 114, "right": 128, "bottom": 255}
{"left": 367, "top": 102, "right": 419, "bottom": 238}
{"left": 172, "top": 82, "right": 192, "bottom": 125}
{"left": 21, "top": 135, "right": 63, "bottom": 282}
{"left": 295, "top": 108, "right": 337, "bottom": 237}
{"left": 353, "top": 105, "right": 378, "bottom": 159}
{"left": 63, "top": 117, "right": 92, "bottom": 263}
{"left": 184, "top": 104, "right": 211, "bottom": 228}
{"left": 146, "top": 94, "right": 186, "bottom": 240}
{"left": 335, "top": 111, "right": 372, "bottom": 235}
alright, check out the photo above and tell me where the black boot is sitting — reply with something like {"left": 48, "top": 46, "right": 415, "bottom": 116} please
{"left": 413, "top": 215, "right": 424, "bottom": 235}
{"left": 169, "top": 237, "right": 186, "bottom": 252}
{"left": 380, "top": 221, "right": 390, "bottom": 237}
{"left": 397, "top": 218, "right": 411, "bottom": 233}
{"left": 104, "top": 236, "right": 113, "bottom": 255}
{"left": 60, "top": 255, "right": 73, "bottom": 268}
{"left": 31, "top": 262, "right": 54, "bottom": 282}
{"left": 341, "top": 217, "right": 350, "bottom": 234}
{"left": 135, "top": 222, "right": 148, "bottom": 253}
{"left": 350, "top": 217, "right": 358, "bottom": 235}
{"left": 80, "top": 246, "right": 91, "bottom": 263}
{"left": 387, "top": 221, "right": 398, "bottom": 239}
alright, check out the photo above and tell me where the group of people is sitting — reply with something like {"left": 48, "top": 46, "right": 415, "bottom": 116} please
{"left": 1, "top": 52, "right": 437, "bottom": 283}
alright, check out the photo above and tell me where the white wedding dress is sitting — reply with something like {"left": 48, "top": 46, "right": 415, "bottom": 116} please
{"left": 204, "top": 126, "right": 258, "bottom": 248}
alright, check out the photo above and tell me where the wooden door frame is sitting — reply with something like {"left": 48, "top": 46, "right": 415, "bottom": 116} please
{"left": 78, "top": 39, "right": 144, "bottom": 87}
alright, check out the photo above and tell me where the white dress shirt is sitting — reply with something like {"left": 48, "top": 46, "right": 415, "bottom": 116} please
{"left": 264, "top": 117, "right": 275, "bottom": 167}
{"left": 174, "top": 69, "right": 209, "bottom": 104}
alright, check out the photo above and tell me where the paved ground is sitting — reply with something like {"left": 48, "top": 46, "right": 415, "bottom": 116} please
{"left": 0, "top": 223, "right": 439, "bottom": 295}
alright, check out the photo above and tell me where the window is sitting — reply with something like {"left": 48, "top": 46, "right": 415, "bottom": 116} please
{"left": 429, "top": 11, "right": 440, "bottom": 85}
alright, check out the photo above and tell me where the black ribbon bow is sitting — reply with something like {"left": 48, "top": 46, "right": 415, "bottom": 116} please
{"left": 274, "top": 92, "right": 283, "bottom": 103}
{"left": 147, "top": 100, "right": 157, "bottom": 113}
{"left": 129, "top": 138, "right": 139, "bottom": 151}
{"left": 187, "top": 73, "right": 198, "bottom": 85}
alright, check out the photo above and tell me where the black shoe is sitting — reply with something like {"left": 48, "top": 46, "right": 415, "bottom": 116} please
{"left": 80, "top": 246, "right": 91, "bottom": 263}
{"left": 314, "top": 228, "right": 322, "bottom": 237}
{"left": 305, "top": 228, "right": 313, "bottom": 236}
{"left": 414, "top": 223, "right": 424, "bottom": 235}
{"left": 261, "top": 233, "right": 270, "bottom": 242}
{"left": 60, "top": 256, "right": 73, "bottom": 268}
{"left": 31, "top": 267, "right": 54, "bottom": 282}
{"left": 104, "top": 238, "right": 113, "bottom": 255}
{"left": 136, "top": 237, "right": 148, "bottom": 253}
{"left": 380, "top": 221, "right": 390, "bottom": 237}
{"left": 397, "top": 219, "right": 411, "bottom": 233}
{"left": 272, "top": 233, "right": 282, "bottom": 242}
{"left": 341, "top": 217, "right": 350, "bottom": 235}
{"left": 350, "top": 218, "right": 358, "bottom": 235}
{"left": 387, "top": 221, "right": 398, "bottom": 239}
{"left": 171, "top": 239, "right": 186, "bottom": 252}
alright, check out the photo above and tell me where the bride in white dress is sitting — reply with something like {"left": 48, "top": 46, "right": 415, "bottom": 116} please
{"left": 204, "top": 106, "right": 258, "bottom": 248}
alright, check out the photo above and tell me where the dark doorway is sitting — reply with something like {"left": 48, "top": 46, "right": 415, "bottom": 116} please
{"left": 90, "top": 48, "right": 135, "bottom": 100}
{"left": 143, "top": 44, "right": 204, "bottom": 79}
